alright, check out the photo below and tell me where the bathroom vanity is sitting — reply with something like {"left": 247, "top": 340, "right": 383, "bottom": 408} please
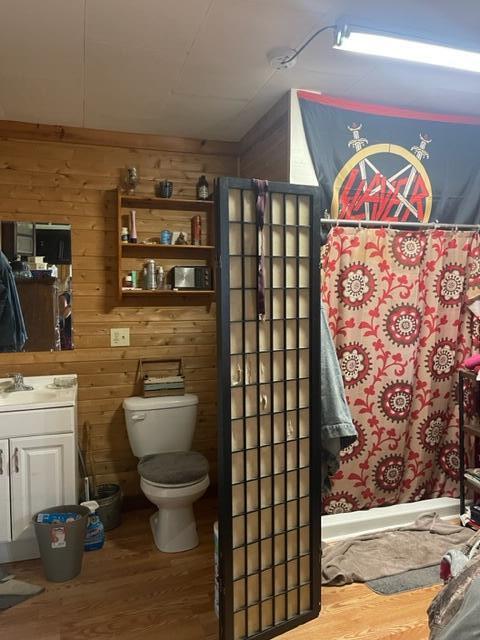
{"left": 0, "top": 375, "right": 78, "bottom": 562}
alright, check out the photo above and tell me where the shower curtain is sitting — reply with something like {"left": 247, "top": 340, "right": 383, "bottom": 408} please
{"left": 321, "top": 226, "right": 480, "bottom": 512}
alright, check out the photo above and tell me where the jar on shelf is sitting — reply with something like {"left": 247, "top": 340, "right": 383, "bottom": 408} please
{"left": 123, "top": 275, "right": 133, "bottom": 288}
{"left": 144, "top": 259, "right": 156, "bottom": 290}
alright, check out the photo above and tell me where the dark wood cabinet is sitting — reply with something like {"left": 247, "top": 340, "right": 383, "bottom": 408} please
{"left": 15, "top": 278, "right": 59, "bottom": 351}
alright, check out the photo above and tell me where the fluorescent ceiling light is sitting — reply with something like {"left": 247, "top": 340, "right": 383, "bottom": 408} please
{"left": 334, "top": 25, "right": 480, "bottom": 73}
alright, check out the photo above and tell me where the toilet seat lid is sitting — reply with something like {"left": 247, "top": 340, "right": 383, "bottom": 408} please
{"left": 138, "top": 451, "right": 209, "bottom": 486}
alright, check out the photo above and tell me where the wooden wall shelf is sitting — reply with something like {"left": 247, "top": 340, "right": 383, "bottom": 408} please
{"left": 121, "top": 289, "right": 215, "bottom": 297}
{"left": 120, "top": 194, "right": 213, "bottom": 211}
{"left": 121, "top": 243, "right": 214, "bottom": 259}
{"left": 116, "top": 189, "right": 216, "bottom": 303}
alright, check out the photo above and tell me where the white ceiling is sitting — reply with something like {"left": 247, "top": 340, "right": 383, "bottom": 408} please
{"left": 0, "top": 0, "right": 480, "bottom": 141}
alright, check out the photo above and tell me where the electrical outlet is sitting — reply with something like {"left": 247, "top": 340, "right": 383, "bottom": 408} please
{"left": 110, "top": 328, "right": 130, "bottom": 347}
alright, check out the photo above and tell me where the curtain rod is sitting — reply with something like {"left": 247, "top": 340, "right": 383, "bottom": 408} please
{"left": 320, "top": 218, "right": 480, "bottom": 231}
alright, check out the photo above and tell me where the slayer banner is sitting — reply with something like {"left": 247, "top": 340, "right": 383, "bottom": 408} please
{"left": 298, "top": 90, "right": 480, "bottom": 224}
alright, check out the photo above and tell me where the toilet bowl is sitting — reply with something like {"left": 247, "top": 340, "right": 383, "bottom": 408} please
{"left": 141, "top": 474, "right": 210, "bottom": 552}
{"left": 123, "top": 394, "right": 210, "bottom": 553}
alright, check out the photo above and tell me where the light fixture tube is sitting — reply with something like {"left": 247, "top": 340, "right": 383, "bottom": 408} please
{"left": 334, "top": 25, "right": 480, "bottom": 73}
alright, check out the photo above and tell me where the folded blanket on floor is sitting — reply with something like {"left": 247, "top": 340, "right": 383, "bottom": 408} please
{"left": 322, "top": 513, "right": 472, "bottom": 586}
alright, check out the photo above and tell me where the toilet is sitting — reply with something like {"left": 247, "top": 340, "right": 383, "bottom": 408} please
{"left": 123, "top": 393, "right": 209, "bottom": 553}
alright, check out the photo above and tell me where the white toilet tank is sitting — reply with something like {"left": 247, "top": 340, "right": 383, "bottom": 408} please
{"left": 123, "top": 394, "right": 199, "bottom": 457}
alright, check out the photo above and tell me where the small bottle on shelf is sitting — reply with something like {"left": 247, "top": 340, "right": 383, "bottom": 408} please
{"left": 123, "top": 274, "right": 133, "bottom": 288}
{"left": 197, "top": 175, "right": 209, "bottom": 200}
{"left": 191, "top": 215, "right": 202, "bottom": 246}
{"left": 121, "top": 226, "right": 129, "bottom": 243}
{"left": 129, "top": 210, "right": 138, "bottom": 243}
{"left": 156, "top": 266, "right": 165, "bottom": 290}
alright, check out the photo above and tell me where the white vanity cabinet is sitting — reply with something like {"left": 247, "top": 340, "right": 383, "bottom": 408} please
{"left": 0, "top": 376, "right": 78, "bottom": 562}
{"left": 0, "top": 438, "right": 11, "bottom": 543}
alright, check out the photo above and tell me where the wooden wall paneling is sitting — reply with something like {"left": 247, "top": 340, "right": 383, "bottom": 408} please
{"left": 238, "top": 92, "right": 291, "bottom": 182}
{"left": 0, "top": 124, "right": 237, "bottom": 499}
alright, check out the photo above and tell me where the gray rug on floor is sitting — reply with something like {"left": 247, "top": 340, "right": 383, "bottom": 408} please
{"left": 366, "top": 564, "right": 441, "bottom": 595}
{"left": 0, "top": 567, "right": 44, "bottom": 611}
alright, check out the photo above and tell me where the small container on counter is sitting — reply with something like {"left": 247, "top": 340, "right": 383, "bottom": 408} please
{"left": 191, "top": 216, "right": 201, "bottom": 246}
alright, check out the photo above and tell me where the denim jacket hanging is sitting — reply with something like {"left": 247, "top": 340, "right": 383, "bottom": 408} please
{"left": 0, "top": 251, "right": 27, "bottom": 351}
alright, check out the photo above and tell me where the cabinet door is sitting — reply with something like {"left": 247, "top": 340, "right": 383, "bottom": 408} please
{"left": 0, "top": 439, "right": 10, "bottom": 542}
{"left": 10, "top": 434, "right": 75, "bottom": 541}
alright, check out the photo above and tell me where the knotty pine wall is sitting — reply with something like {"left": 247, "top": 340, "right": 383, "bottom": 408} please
{"left": 238, "top": 92, "right": 290, "bottom": 182}
{"left": 0, "top": 121, "right": 238, "bottom": 502}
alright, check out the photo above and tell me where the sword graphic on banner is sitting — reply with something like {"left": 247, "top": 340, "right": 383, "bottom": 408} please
{"left": 393, "top": 133, "right": 431, "bottom": 220}
{"left": 348, "top": 124, "right": 370, "bottom": 219}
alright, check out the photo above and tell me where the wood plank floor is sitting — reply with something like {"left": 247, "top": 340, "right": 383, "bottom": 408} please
{"left": 2, "top": 498, "right": 441, "bottom": 640}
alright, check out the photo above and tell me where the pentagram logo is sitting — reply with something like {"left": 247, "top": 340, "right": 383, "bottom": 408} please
{"left": 331, "top": 123, "right": 433, "bottom": 222}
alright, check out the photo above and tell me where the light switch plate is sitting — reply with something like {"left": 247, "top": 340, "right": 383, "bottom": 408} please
{"left": 110, "top": 328, "right": 130, "bottom": 347}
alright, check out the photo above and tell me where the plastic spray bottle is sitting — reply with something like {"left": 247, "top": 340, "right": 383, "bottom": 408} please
{"left": 81, "top": 500, "right": 105, "bottom": 551}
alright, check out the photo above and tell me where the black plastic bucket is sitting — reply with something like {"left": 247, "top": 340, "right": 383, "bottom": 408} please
{"left": 94, "top": 484, "right": 122, "bottom": 531}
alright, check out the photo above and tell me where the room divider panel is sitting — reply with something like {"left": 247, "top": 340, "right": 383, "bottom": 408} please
{"left": 216, "top": 177, "right": 322, "bottom": 640}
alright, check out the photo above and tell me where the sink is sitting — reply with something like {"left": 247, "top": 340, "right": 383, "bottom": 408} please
{"left": 0, "top": 389, "right": 57, "bottom": 406}
{"left": 0, "top": 376, "right": 77, "bottom": 412}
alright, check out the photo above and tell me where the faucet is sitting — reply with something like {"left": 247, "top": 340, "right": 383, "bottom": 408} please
{"left": 7, "top": 373, "right": 33, "bottom": 392}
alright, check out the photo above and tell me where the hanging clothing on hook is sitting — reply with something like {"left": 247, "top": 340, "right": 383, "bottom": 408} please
{"left": 320, "top": 226, "right": 357, "bottom": 494}
{"left": 0, "top": 250, "right": 27, "bottom": 352}
{"left": 321, "top": 303, "right": 357, "bottom": 493}
{"left": 252, "top": 179, "right": 268, "bottom": 321}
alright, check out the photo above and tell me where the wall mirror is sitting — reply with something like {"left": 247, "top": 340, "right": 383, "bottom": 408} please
{"left": 0, "top": 221, "right": 73, "bottom": 352}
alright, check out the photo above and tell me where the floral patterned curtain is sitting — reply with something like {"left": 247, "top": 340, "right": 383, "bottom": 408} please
{"left": 321, "top": 227, "right": 480, "bottom": 513}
